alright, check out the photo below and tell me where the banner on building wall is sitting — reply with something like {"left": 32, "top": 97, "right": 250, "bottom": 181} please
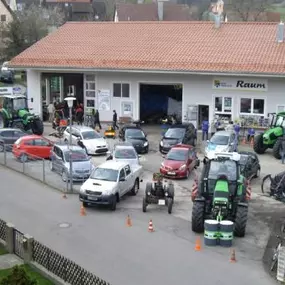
{"left": 213, "top": 77, "right": 268, "bottom": 91}
{"left": 121, "top": 101, "right": 134, "bottom": 117}
{"left": 98, "top": 89, "right": 111, "bottom": 111}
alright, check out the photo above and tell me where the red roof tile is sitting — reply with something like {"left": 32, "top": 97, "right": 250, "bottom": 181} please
{"left": 9, "top": 21, "right": 285, "bottom": 75}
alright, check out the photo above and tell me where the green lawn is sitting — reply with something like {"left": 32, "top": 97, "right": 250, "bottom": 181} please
{"left": 0, "top": 245, "right": 8, "bottom": 255}
{"left": 0, "top": 265, "right": 54, "bottom": 285}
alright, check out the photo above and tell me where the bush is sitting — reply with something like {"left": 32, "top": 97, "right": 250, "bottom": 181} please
{"left": 0, "top": 265, "right": 37, "bottom": 285}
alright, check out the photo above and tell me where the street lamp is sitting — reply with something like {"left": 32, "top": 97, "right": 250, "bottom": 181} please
{"left": 64, "top": 95, "right": 76, "bottom": 192}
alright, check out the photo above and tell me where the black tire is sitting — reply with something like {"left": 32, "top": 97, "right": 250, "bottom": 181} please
{"left": 110, "top": 195, "right": 117, "bottom": 211}
{"left": 0, "top": 112, "right": 7, "bottom": 128}
{"left": 145, "top": 182, "right": 152, "bottom": 196}
{"left": 234, "top": 205, "right": 248, "bottom": 237}
{"left": 167, "top": 184, "right": 175, "bottom": 201}
{"left": 167, "top": 198, "right": 173, "bottom": 214}
{"left": 32, "top": 119, "right": 44, "bottom": 135}
{"left": 261, "top": 174, "right": 272, "bottom": 194}
{"left": 273, "top": 139, "right": 282, "bottom": 159}
{"left": 142, "top": 197, "right": 147, "bottom": 212}
{"left": 83, "top": 202, "right": 89, "bottom": 208}
{"left": 130, "top": 179, "right": 139, "bottom": 195}
{"left": 191, "top": 201, "right": 205, "bottom": 233}
{"left": 253, "top": 134, "right": 267, "bottom": 154}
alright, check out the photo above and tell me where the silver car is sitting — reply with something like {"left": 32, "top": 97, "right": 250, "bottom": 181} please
{"left": 49, "top": 144, "right": 94, "bottom": 182}
{"left": 106, "top": 143, "right": 141, "bottom": 166}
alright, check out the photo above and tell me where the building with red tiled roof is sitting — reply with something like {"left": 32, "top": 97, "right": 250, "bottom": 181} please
{"left": 8, "top": 21, "right": 285, "bottom": 125}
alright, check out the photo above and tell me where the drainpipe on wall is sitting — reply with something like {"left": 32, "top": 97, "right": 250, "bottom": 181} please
{"left": 157, "top": 1, "right": 163, "bottom": 21}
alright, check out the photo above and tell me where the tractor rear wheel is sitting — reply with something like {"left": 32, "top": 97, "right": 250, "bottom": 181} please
{"left": 0, "top": 113, "right": 7, "bottom": 128}
{"left": 191, "top": 201, "right": 205, "bottom": 233}
{"left": 167, "top": 198, "right": 173, "bottom": 214}
{"left": 253, "top": 134, "right": 267, "bottom": 154}
{"left": 234, "top": 205, "right": 248, "bottom": 237}
{"left": 273, "top": 139, "right": 281, "bottom": 159}
{"left": 32, "top": 119, "right": 44, "bottom": 135}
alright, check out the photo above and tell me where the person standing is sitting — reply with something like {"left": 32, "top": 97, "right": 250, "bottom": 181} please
{"left": 94, "top": 109, "right": 102, "bottom": 130}
{"left": 112, "top": 110, "right": 119, "bottom": 130}
{"left": 201, "top": 118, "right": 209, "bottom": 141}
{"left": 47, "top": 102, "right": 55, "bottom": 123}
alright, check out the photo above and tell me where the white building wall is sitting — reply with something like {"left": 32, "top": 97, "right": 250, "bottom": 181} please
{"left": 26, "top": 70, "right": 42, "bottom": 118}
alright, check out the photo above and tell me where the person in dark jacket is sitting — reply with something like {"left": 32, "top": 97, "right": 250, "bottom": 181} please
{"left": 94, "top": 109, "right": 102, "bottom": 130}
{"left": 201, "top": 118, "right": 209, "bottom": 141}
{"left": 112, "top": 110, "right": 119, "bottom": 130}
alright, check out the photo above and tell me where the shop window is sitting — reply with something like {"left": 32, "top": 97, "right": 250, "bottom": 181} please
{"left": 214, "top": 96, "right": 232, "bottom": 113}
{"left": 84, "top": 74, "right": 96, "bottom": 109}
{"left": 240, "top": 98, "right": 265, "bottom": 115}
{"left": 113, "top": 83, "right": 130, "bottom": 98}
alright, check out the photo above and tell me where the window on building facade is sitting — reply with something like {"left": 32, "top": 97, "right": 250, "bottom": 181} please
{"left": 214, "top": 96, "right": 232, "bottom": 113}
{"left": 1, "top": 15, "right": 6, "bottom": 22}
{"left": 113, "top": 83, "right": 130, "bottom": 98}
{"left": 84, "top": 74, "right": 96, "bottom": 109}
{"left": 240, "top": 98, "right": 265, "bottom": 115}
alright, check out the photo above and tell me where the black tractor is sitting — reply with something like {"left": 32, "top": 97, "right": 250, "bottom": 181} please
{"left": 191, "top": 152, "right": 250, "bottom": 237}
{"left": 0, "top": 95, "right": 44, "bottom": 135}
{"left": 142, "top": 173, "right": 174, "bottom": 214}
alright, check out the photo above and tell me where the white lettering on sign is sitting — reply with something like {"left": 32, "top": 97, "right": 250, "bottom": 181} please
{"left": 213, "top": 77, "right": 268, "bottom": 92}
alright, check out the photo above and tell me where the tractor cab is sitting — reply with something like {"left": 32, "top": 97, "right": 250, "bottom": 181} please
{"left": 2, "top": 95, "right": 28, "bottom": 118}
{"left": 268, "top": 112, "right": 285, "bottom": 129}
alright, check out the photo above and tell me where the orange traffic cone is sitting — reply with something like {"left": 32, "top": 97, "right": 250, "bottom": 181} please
{"left": 80, "top": 203, "right": 86, "bottom": 216}
{"left": 195, "top": 236, "right": 201, "bottom": 251}
{"left": 126, "top": 215, "right": 132, "bottom": 227}
{"left": 230, "top": 249, "right": 237, "bottom": 263}
{"left": 148, "top": 219, "right": 154, "bottom": 232}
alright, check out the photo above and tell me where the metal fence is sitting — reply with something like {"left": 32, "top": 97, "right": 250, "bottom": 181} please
{"left": 0, "top": 144, "right": 87, "bottom": 193}
{"left": 0, "top": 219, "right": 110, "bottom": 285}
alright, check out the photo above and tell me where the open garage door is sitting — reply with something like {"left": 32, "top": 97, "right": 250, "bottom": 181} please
{"left": 139, "top": 84, "right": 182, "bottom": 124}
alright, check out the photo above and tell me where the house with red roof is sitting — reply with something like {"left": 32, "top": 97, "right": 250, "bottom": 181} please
{"left": 8, "top": 20, "right": 285, "bottom": 126}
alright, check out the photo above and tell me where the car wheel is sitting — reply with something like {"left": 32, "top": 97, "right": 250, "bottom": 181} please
{"left": 0, "top": 143, "right": 4, "bottom": 152}
{"left": 49, "top": 161, "right": 54, "bottom": 171}
{"left": 130, "top": 180, "right": 139, "bottom": 195}
{"left": 110, "top": 195, "right": 117, "bottom": 211}
{"left": 62, "top": 171, "right": 68, "bottom": 182}
{"left": 20, "top": 153, "right": 28, "bottom": 163}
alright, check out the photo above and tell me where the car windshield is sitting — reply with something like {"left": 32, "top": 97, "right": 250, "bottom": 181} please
{"left": 208, "top": 160, "right": 237, "bottom": 181}
{"left": 82, "top": 131, "right": 101, "bottom": 140}
{"left": 166, "top": 148, "right": 187, "bottom": 161}
{"left": 13, "top": 98, "right": 27, "bottom": 111}
{"left": 115, "top": 148, "right": 137, "bottom": 159}
{"left": 164, "top": 128, "right": 185, "bottom": 139}
{"left": 90, "top": 168, "right": 118, "bottom": 182}
{"left": 125, "top": 129, "right": 145, "bottom": 139}
{"left": 210, "top": 134, "right": 229, "bottom": 145}
{"left": 239, "top": 155, "right": 248, "bottom": 165}
{"left": 64, "top": 150, "right": 89, "bottom": 162}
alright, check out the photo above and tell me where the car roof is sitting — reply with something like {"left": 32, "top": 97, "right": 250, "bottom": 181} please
{"left": 123, "top": 125, "right": 142, "bottom": 130}
{"left": 98, "top": 160, "right": 127, "bottom": 170}
{"left": 67, "top": 125, "right": 94, "bottom": 132}
{"left": 0, "top": 128, "right": 25, "bottom": 132}
{"left": 213, "top": 131, "right": 233, "bottom": 136}
{"left": 19, "top": 135, "right": 44, "bottom": 140}
{"left": 114, "top": 142, "right": 135, "bottom": 149}
{"left": 54, "top": 144, "right": 84, "bottom": 151}
{"left": 171, "top": 144, "right": 193, "bottom": 150}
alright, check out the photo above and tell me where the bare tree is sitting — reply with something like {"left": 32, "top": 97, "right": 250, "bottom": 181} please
{"left": 0, "top": 4, "right": 65, "bottom": 61}
{"left": 226, "top": 0, "right": 274, "bottom": 21}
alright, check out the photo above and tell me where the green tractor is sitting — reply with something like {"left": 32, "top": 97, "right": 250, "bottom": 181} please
{"left": 191, "top": 152, "right": 249, "bottom": 237}
{"left": 253, "top": 112, "right": 285, "bottom": 159}
{"left": 0, "top": 95, "right": 44, "bottom": 135}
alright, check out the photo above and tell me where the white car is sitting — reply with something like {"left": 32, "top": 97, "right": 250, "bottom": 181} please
{"left": 63, "top": 125, "right": 108, "bottom": 155}
{"left": 79, "top": 160, "right": 143, "bottom": 210}
{"left": 205, "top": 131, "right": 237, "bottom": 158}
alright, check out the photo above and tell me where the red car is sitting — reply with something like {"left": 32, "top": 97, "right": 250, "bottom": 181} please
{"left": 160, "top": 144, "right": 199, "bottom": 179}
{"left": 12, "top": 135, "right": 54, "bottom": 162}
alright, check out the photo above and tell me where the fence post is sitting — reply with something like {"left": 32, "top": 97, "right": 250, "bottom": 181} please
{"left": 22, "top": 234, "right": 34, "bottom": 264}
{"left": 42, "top": 160, "right": 46, "bottom": 183}
{"left": 5, "top": 223, "right": 14, "bottom": 254}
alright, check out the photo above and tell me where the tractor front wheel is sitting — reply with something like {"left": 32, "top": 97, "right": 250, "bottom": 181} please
{"left": 32, "top": 119, "right": 44, "bottom": 135}
{"left": 253, "top": 134, "right": 267, "bottom": 154}
{"left": 191, "top": 201, "right": 205, "bottom": 233}
{"left": 273, "top": 139, "right": 282, "bottom": 159}
{"left": 234, "top": 205, "right": 248, "bottom": 237}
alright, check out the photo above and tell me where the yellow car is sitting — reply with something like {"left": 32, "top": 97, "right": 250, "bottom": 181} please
{"left": 104, "top": 126, "right": 116, "bottom": 138}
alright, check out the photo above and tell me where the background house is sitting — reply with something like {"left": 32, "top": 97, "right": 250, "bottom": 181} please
{"left": 0, "top": 0, "right": 13, "bottom": 23}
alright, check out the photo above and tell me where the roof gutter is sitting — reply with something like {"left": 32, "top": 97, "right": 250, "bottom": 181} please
{"left": 10, "top": 65, "right": 285, "bottom": 78}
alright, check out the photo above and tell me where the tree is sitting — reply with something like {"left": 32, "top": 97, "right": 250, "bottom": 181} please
{"left": 0, "top": 265, "right": 37, "bottom": 285}
{"left": 0, "top": 4, "right": 65, "bottom": 61}
{"left": 226, "top": 0, "right": 274, "bottom": 21}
